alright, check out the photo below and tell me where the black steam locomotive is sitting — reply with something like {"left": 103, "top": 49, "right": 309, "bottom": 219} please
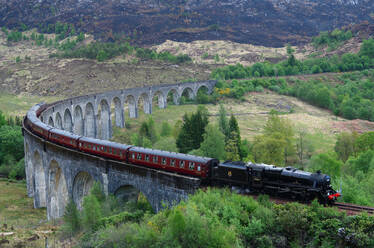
{"left": 211, "top": 161, "right": 340, "bottom": 204}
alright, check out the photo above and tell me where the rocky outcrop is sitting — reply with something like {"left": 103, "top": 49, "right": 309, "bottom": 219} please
{"left": 1, "top": 0, "right": 373, "bottom": 47}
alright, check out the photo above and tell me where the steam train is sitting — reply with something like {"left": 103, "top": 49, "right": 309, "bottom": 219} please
{"left": 25, "top": 103, "right": 341, "bottom": 204}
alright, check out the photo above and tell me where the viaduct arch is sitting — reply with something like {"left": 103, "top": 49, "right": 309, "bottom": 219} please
{"left": 24, "top": 80, "right": 216, "bottom": 219}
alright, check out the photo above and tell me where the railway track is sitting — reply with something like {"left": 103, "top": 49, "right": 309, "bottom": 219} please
{"left": 333, "top": 202, "right": 374, "bottom": 215}
{"left": 248, "top": 193, "right": 374, "bottom": 216}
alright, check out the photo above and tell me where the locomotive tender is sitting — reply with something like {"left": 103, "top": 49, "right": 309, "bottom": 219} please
{"left": 25, "top": 103, "right": 341, "bottom": 204}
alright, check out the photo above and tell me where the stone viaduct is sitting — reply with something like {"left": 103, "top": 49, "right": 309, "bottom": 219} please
{"left": 23, "top": 80, "right": 216, "bottom": 219}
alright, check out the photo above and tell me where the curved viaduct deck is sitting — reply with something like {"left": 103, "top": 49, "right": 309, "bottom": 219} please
{"left": 23, "top": 80, "right": 216, "bottom": 219}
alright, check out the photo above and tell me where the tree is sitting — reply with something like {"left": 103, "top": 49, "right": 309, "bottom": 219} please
{"left": 0, "top": 111, "right": 6, "bottom": 128}
{"left": 63, "top": 200, "right": 81, "bottom": 234}
{"left": 90, "top": 181, "right": 106, "bottom": 203}
{"left": 239, "top": 139, "right": 252, "bottom": 161}
{"left": 139, "top": 117, "right": 158, "bottom": 144}
{"left": 172, "top": 120, "right": 183, "bottom": 139}
{"left": 200, "top": 125, "right": 226, "bottom": 160}
{"left": 308, "top": 153, "right": 343, "bottom": 178}
{"left": 252, "top": 133, "right": 287, "bottom": 165}
{"left": 96, "top": 49, "right": 108, "bottom": 61}
{"left": 218, "top": 104, "right": 229, "bottom": 138}
{"left": 77, "top": 32, "right": 85, "bottom": 42}
{"left": 0, "top": 125, "right": 24, "bottom": 164}
{"left": 131, "top": 133, "right": 152, "bottom": 148}
{"left": 346, "top": 149, "right": 374, "bottom": 175}
{"left": 263, "top": 113, "right": 295, "bottom": 164}
{"left": 82, "top": 193, "right": 102, "bottom": 231}
{"left": 8, "top": 158, "right": 25, "bottom": 180}
{"left": 225, "top": 131, "right": 240, "bottom": 161}
{"left": 228, "top": 114, "right": 242, "bottom": 155}
{"left": 355, "top": 132, "right": 374, "bottom": 154}
{"left": 295, "top": 127, "right": 314, "bottom": 167}
{"left": 176, "top": 107, "right": 209, "bottom": 153}
{"left": 334, "top": 132, "right": 358, "bottom": 162}
{"left": 359, "top": 38, "right": 374, "bottom": 58}
{"left": 160, "top": 121, "right": 172, "bottom": 137}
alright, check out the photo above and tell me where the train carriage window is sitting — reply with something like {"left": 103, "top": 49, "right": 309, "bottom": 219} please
{"left": 162, "top": 157, "right": 166, "bottom": 165}
{"left": 180, "top": 161, "right": 185, "bottom": 168}
{"left": 101, "top": 146, "right": 104, "bottom": 151}
{"left": 197, "top": 165, "right": 201, "bottom": 171}
{"left": 145, "top": 154, "right": 149, "bottom": 161}
{"left": 132, "top": 153, "right": 135, "bottom": 159}
{"left": 171, "top": 159, "right": 175, "bottom": 166}
{"left": 137, "top": 153, "right": 142, "bottom": 160}
{"left": 189, "top": 162, "right": 195, "bottom": 170}
{"left": 109, "top": 147, "right": 112, "bottom": 153}
{"left": 153, "top": 156, "right": 158, "bottom": 163}
{"left": 93, "top": 146, "right": 96, "bottom": 151}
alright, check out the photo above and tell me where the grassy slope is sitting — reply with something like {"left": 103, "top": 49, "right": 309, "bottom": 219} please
{"left": 0, "top": 179, "right": 56, "bottom": 247}
{"left": 0, "top": 93, "right": 61, "bottom": 116}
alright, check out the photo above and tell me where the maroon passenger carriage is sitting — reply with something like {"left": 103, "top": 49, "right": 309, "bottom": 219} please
{"left": 127, "top": 147, "right": 219, "bottom": 178}
{"left": 78, "top": 136, "right": 131, "bottom": 161}
{"left": 49, "top": 128, "right": 80, "bottom": 149}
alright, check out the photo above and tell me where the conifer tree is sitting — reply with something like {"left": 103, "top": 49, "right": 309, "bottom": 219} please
{"left": 176, "top": 107, "right": 209, "bottom": 153}
{"left": 91, "top": 181, "right": 106, "bottom": 203}
{"left": 227, "top": 114, "right": 243, "bottom": 158}
{"left": 63, "top": 200, "right": 81, "bottom": 234}
{"left": 218, "top": 104, "right": 229, "bottom": 138}
{"left": 225, "top": 131, "right": 240, "bottom": 161}
{"left": 82, "top": 194, "right": 102, "bottom": 231}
